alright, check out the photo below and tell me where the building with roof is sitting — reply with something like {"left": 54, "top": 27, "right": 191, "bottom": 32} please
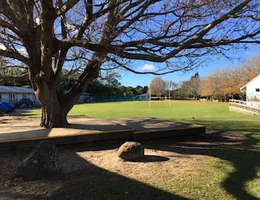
{"left": 0, "top": 85, "right": 40, "bottom": 106}
{"left": 77, "top": 92, "right": 92, "bottom": 103}
{"left": 135, "top": 93, "right": 149, "bottom": 101}
{"left": 0, "top": 85, "right": 92, "bottom": 106}
{"left": 240, "top": 74, "right": 260, "bottom": 105}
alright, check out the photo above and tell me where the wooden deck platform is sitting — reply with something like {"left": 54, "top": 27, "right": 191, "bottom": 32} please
{"left": 0, "top": 116, "right": 205, "bottom": 148}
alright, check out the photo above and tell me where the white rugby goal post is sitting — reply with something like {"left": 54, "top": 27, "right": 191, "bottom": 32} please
{"left": 148, "top": 83, "right": 171, "bottom": 108}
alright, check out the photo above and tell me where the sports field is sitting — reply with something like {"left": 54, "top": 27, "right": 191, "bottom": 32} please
{"left": 23, "top": 100, "right": 260, "bottom": 131}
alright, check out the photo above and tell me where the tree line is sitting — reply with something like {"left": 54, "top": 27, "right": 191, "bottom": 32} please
{"left": 200, "top": 55, "right": 260, "bottom": 101}
{"left": 150, "top": 55, "right": 260, "bottom": 101}
{"left": 0, "top": 63, "right": 148, "bottom": 98}
{"left": 2, "top": 55, "right": 259, "bottom": 102}
{"left": 149, "top": 74, "right": 200, "bottom": 100}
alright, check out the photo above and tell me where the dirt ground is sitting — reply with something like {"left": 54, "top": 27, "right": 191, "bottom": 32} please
{"left": 0, "top": 115, "right": 245, "bottom": 200}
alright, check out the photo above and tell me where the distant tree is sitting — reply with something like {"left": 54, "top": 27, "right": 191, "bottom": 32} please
{"left": 178, "top": 81, "right": 192, "bottom": 98}
{"left": 201, "top": 55, "right": 260, "bottom": 101}
{"left": 237, "top": 55, "right": 260, "bottom": 86}
{"left": 173, "top": 73, "right": 201, "bottom": 99}
{"left": 123, "top": 86, "right": 136, "bottom": 97}
{"left": 188, "top": 73, "right": 201, "bottom": 99}
{"left": 221, "top": 67, "right": 239, "bottom": 97}
{"left": 201, "top": 70, "right": 226, "bottom": 100}
{"left": 118, "top": 86, "right": 127, "bottom": 97}
{"left": 150, "top": 77, "right": 166, "bottom": 97}
{"left": 165, "top": 80, "right": 178, "bottom": 99}
{"left": 165, "top": 81, "right": 178, "bottom": 92}
{"left": 200, "top": 77, "right": 211, "bottom": 97}
{"left": 143, "top": 86, "right": 149, "bottom": 94}
{"left": 135, "top": 85, "right": 144, "bottom": 95}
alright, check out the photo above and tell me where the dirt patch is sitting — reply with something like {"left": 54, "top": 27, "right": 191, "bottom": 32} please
{"left": 74, "top": 147, "right": 206, "bottom": 179}
{"left": 0, "top": 131, "right": 245, "bottom": 200}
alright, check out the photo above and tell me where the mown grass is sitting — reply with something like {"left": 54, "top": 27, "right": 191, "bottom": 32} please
{"left": 23, "top": 100, "right": 259, "bottom": 131}
{"left": 20, "top": 100, "right": 260, "bottom": 199}
{"left": 22, "top": 100, "right": 253, "bottom": 118}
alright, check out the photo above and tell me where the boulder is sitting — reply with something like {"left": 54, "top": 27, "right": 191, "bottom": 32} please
{"left": 16, "top": 141, "right": 58, "bottom": 180}
{"left": 118, "top": 141, "right": 144, "bottom": 161}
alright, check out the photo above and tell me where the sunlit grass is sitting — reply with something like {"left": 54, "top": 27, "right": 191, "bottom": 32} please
{"left": 22, "top": 100, "right": 260, "bottom": 131}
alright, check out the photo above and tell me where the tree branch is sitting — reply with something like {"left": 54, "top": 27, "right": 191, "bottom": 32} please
{"left": 0, "top": 49, "right": 30, "bottom": 64}
{"left": 56, "top": 0, "right": 80, "bottom": 17}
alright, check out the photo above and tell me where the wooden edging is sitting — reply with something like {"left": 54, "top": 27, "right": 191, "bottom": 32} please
{"left": 0, "top": 125, "right": 206, "bottom": 148}
{"left": 0, "top": 129, "right": 134, "bottom": 144}
{"left": 0, "top": 129, "right": 134, "bottom": 149}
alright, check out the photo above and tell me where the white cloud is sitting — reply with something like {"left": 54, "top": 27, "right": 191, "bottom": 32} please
{"left": 0, "top": 44, "right": 6, "bottom": 50}
{"left": 139, "top": 64, "right": 156, "bottom": 71}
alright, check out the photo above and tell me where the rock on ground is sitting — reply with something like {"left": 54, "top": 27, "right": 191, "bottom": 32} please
{"left": 16, "top": 140, "right": 58, "bottom": 181}
{"left": 118, "top": 141, "right": 144, "bottom": 161}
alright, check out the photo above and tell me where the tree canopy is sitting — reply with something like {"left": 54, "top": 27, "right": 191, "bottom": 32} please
{"left": 150, "top": 77, "right": 166, "bottom": 96}
{"left": 0, "top": 0, "right": 260, "bottom": 127}
{"left": 200, "top": 55, "right": 260, "bottom": 100}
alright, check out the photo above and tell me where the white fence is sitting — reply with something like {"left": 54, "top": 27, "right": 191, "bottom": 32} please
{"left": 229, "top": 99, "right": 260, "bottom": 115}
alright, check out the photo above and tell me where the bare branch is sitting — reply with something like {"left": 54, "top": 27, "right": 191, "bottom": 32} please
{"left": 0, "top": 49, "right": 29, "bottom": 64}
{"left": 56, "top": 0, "right": 80, "bottom": 17}
{"left": 0, "top": 65, "right": 27, "bottom": 69}
{"left": 0, "top": 73, "right": 28, "bottom": 82}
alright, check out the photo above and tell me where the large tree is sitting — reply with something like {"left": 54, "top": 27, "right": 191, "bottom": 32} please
{"left": 0, "top": 0, "right": 260, "bottom": 127}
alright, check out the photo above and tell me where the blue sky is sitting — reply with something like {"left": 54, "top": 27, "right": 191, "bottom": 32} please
{"left": 119, "top": 44, "right": 260, "bottom": 87}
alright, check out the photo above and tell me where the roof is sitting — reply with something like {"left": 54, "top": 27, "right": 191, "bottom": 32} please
{"left": 136, "top": 93, "right": 149, "bottom": 97}
{"left": 0, "top": 85, "right": 34, "bottom": 93}
{"left": 0, "top": 86, "right": 92, "bottom": 95}
{"left": 64, "top": 90, "right": 91, "bottom": 95}
{"left": 240, "top": 74, "right": 260, "bottom": 92}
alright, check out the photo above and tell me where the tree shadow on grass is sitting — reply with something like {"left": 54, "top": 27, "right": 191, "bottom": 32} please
{"left": 145, "top": 120, "right": 260, "bottom": 200}
{"left": 220, "top": 134, "right": 260, "bottom": 200}
{"left": 66, "top": 117, "right": 189, "bottom": 133}
{"left": 15, "top": 108, "right": 41, "bottom": 117}
{"left": 187, "top": 118, "right": 260, "bottom": 132}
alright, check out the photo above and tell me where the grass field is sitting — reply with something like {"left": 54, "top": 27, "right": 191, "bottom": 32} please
{"left": 23, "top": 100, "right": 260, "bottom": 131}
{"left": 18, "top": 100, "right": 260, "bottom": 199}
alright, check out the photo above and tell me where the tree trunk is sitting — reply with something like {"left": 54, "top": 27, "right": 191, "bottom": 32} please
{"left": 35, "top": 80, "right": 69, "bottom": 128}
{"left": 40, "top": 100, "right": 69, "bottom": 128}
